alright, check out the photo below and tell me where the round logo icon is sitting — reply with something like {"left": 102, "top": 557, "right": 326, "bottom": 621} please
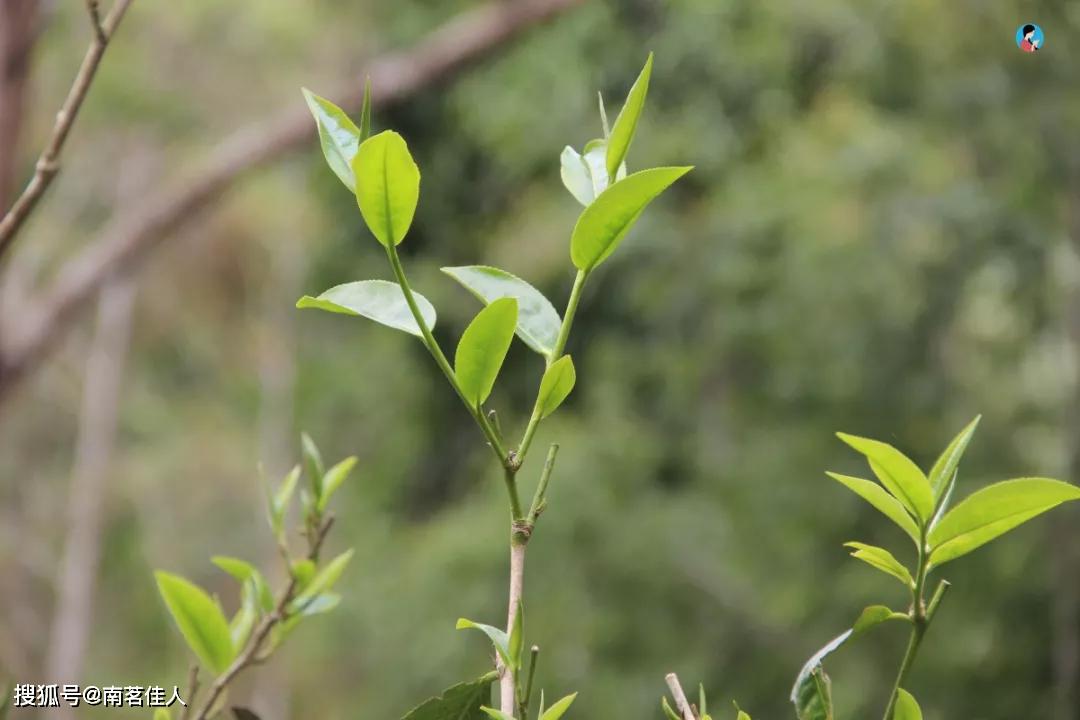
{"left": 1016, "top": 23, "right": 1044, "bottom": 52}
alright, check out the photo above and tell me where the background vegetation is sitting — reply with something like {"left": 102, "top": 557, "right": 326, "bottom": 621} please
{"left": 2, "top": 1, "right": 1079, "bottom": 719}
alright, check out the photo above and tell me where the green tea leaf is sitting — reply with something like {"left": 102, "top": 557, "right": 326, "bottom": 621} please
{"left": 155, "top": 571, "right": 234, "bottom": 673}
{"left": 297, "top": 279, "right": 437, "bottom": 338}
{"left": 211, "top": 556, "right": 273, "bottom": 611}
{"left": 508, "top": 602, "right": 524, "bottom": 670}
{"left": 317, "top": 456, "right": 358, "bottom": 512}
{"left": 836, "top": 433, "right": 934, "bottom": 522}
{"left": 852, "top": 605, "right": 908, "bottom": 636}
{"left": 570, "top": 166, "right": 692, "bottom": 271}
{"left": 844, "top": 542, "right": 915, "bottom": 588}
{"left": 301, "top": 432, "right": 325, "bottom": 497}
{"left": 893, "top": 689, "right": 922, "bottom": 720}
{"left": 929, "top": 416, "right": 980, "bottom": 501}
{"left": 698, "top": 684, "right": 707, "bottom": 717}
{"left": 294, "top": 549, "right": 354, "bottom": 607}
{"left": 560, "top": 146, "right": 595, "bottom": 206}
{"left": 295, "top": 592, "right": 341, "bottom": 617}
{"left": 352, "top": 130, "right": 420, "bottom": 247}
{"left": 402, "top": 676, "right": 495, "bottom": 720}
{"left": 606, "top": 52, "right": 653, "bottom": 179}
{"left": 535, "top": 356, "right": 576, "bottom": 419}
{"left": 928, "top": 478, "right": 1080, "bottom": 567}
{"left": 456, "top": 618, "right": 512, "bottom": 667}
{"left": 661, "top": 696, "right": 682, "bottom": 720}
{"left": 826, "top": 472, "right": 919, "bottom": 545}
{"left": 733, "top": 702, "right": 751, "bottom": 720}
{"left": 302, "top": 88, "right": 363, "bottom": 192}
{"left": 480, "top": 709, "right": 515, "bottom": 720}
{"left": 229, "top": 578, "right": 259, "bottom": 650}
{"left": 441, "top": 266, "right": 561, "bottom": 357}
{"left": 267, "top": 465, "right": 300, "bottom": 540}
{"left": 359, "top": 76, "right": 373, "bottom": 142}
{"left": 540, "top": 693, "right": 577, "bottom": 720}
{"left": 455, "top": 298, "right": 518, "bottom": 406}
{"left": 154, "top": 710, "right": 173, "bottom": 720}
{"left": 291, "top": 559, "right": 316, "bottom": 590}
{"left": 791, "top": 631, "right": 849, "bottom": 720}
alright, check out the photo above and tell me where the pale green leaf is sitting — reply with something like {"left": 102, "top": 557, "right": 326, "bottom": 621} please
{"left": 928, "top": 478, "right": 1080, "bottom": 567}
{"left": 295, "top": 592, "right": 341, "bottom": 617}
{"left": 297, "top": 279, "right": 437, "bottom": 338}
{"left": 301, "top": 432, "right": 324, "bottom": 496}
{"left": 441, "top": 266, "right": 561, "bottom": 357}
{"left": 836, "top": 433, "right": 933, "bottom": 522}
{"left": 295, "top": 549, "right": 353, "bottom": 606}
{"left": 455, "top": 298, "right": 518, "bottom": 406}
{"left": 359, "top": 76, "right": 373, "bottom": 142}
{"left": 606, "top": 52, "right": 653, "bottom": 179}
{"left": 929, "top": 416, "right": 980, "bottom": 501}
{"left": 155, "top": 571, "right": 234, "bottom": 674}
{"left": 536, "top": 356, "right": 576, "bottom": 419}
{"left": 302, "top": 88, "right": 362, "bottom": 192}
{"left": 267, "top": 465, "right": 300, "bottom": 540}
{"left": 317, "top": 456, "right": 357, "bottom": 512}
{"left": 480, "top": 709, "right": 515, "bottom": 720}
{"left": 456, "top": 618, "right": 511, "bottom": 667}
{"left": 560, "top": 146, "right": 594, "bottom": 206}
{"left": 570, "top": 166, "right": 692, "bottom": 271}
{"left": 844, "top": 542, "right": 915, "bottom": 588}
{"left": 352, "top": 130, "right": 420, "bottom": 247}
{"left": 852, "top": 605, "right": 908, "bottom": 636}
{"left": 401, "top": 676, "right": 495, "bottom": 720}
{"left": 211, "top": 556, "right": 273, "bottom": 611}
{"left": 826, "top": 472, "right": 919, "bottom": 545}
{"left": 291, "top": 559, "right": 316, "bottom": 590}
{"left": 540, "top": 693, "right": 577, "bottom": 720}
{"left": 661, "top": 696, "right": 681, "bottom": 720}
{"left": 893, "top": 689, "right": 922, "bottom": 720}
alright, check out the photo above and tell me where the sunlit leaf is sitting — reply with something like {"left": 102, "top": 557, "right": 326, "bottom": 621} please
{"left": 456, "top": 618, "right": 511, "bottom": 667}
{"left": 844, "top": 542, "right": 915, "bottom": 587}
{"left": 297, "top": 280, "right": 437, "bottom": 338}
{"left": 570, "top": 166, "right": 692, "bottom": 271}
{"left": 606, "top": 52, "right": 653, "bottom": 179}
{"left": 211, "top": 556, "right": 273, "bottom": 612}
{"left": 352, "top": 130, "right": 420, "bottom": 247}
{"left": 540, "top": 693, "right": 577, "bottom": 720}
{"left": 893, "top": 689, "right": 922, "bottom": 720}
{"left": 302, "top": 88, "right": 362, "bottom": 192}
{"left": 317, "top": 456, "right": 358, "bottom": 512}
{"left": 929, "top": 416, "right": 980, "bottom": 501}
{"left": 455, "top": 298, "right": 518, "bottom": 406}
{"left": 852, "top": 605, "right": 908, "bottom": 636}
{"left": 836, "top": 433, "right": 933, "bottom": 522}
{"left": 480, "top": 709, "right": 514, "bottom": 720}
{"left": 155, "top": 571, "right": 234, "bottom": 674}
{"left": 402, "top": 676, "right": 495, "bottom": 720}
{"left": 826, "top": 472, "right": 919, "bottom": 545}
{"left": 442, "top": 265, "right": 561, "bottom": 357}
{"left": 266, "top": 465, "right": 300, "bottom": 541}
{"left": 928, "top": 478, "right": 1080, "bottom": 567}
{"left": 535, "top": 356, "right": 576, "bottom": 419}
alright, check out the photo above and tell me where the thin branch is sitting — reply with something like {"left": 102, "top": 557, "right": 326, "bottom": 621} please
{"left": 179, "top": 665, "right": 199, "bottom": 720}
{"left": 0, "top": 0, "right": 585, "bottom": 403}
{"left": 85, "top": 0, "right": 107, "bottom": 44}
{"left": 0, "top": 0, "right": 136, "bottom": 257}
{"left": 664, "top": 673, "right": 697, "bottom": 720}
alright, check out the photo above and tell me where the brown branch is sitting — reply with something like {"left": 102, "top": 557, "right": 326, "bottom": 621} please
{"left": 664, "top": 673, "right": 697, "bottom": 720}
{"left": 0, "top": 0, "right": 136, "bottom": 257}
{"left": 0, "top": 0, "right": 41, "bottom": 211}
{"left": 0, "top": 0, "right": 585, "bottom": 404}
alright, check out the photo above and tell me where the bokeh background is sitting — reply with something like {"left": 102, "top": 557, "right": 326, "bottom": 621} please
{"left": 2, "top": 1, "right": 1079, "bottom": 718}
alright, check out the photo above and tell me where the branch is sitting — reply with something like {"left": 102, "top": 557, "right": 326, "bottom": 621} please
{"left": 0, "top": 0, "right": 136, "bottom": 257}
{"left": 664, "top": 673, "right": 697, "bottom": 720}
{"left": 0, "top": 0, "right": 585, "bottom": 402}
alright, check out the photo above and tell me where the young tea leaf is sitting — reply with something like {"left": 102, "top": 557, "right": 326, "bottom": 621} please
{"left": 836, "top": 433, "right": 933, "bottom": 523}
{"left": 569, "top": 166, "right": 692, "bottom": 271}
{"left": 606, "top": 52, "right": 653, "bottom": 179}
{"left": 401, "top": 675, "right": 495, "bottom": 720}
{"left": 267, "top": 465, "right": 301, "bottom": 540}
{"left": 540, "top": 693, "right": 577, "bottom": 720}
{"left": 352, "top": 130, "right": 420, "bottom": 247}
{"left": 455, "top": 298, "right": 518, "bottom": 406}
{"left": 826, "top": 472, "right": 920, "bottom": 545}
{"left": 291, "top": 559, "right": 316, "bottom": 590}
{"left": 893, "top": 689, "right": 922, "bottom": 720}
{"left": 295, "top": 549, "right": 354, "bottom": 607}
{"left": 928, "top": 478, "right": 1080, "bottom": 567}
{"left": 211, "top": 556, "right": 274, "bottom": 611}
{"left": 302, "top": 88, "right": 363, "bottom": 192}
{"left": 535, "top": 356, "right": 576, "bottom": 419}
{"left": 229, "top": 578, "right": 259, "bottom": 650}
{"left": 561, "top": 146, "right": 595, "bottom": 206}
{"left": 852, "top": 605, "right": 908, "bottom": 636}
{"left": 480, "top": 709, "right": 515, "bottom": 720}
{"left": 441, "top": 266, "right": 561, "bottom": 357}
{"left": 791, "top": 630, "right": 850, "bottom": 720}
{"left": 301, "top": 432, "right": 325, "bottom": 497}
{"left": 456, "top": 618, "right": 512, "bottom": 667}
{"left": 297, "top": 279, "right": 437, "bottom": 338}
{"left": 317, "top": 456, "right": 358, "bottom": 513}
{"left": 661, "top": 696, "right": 681, "bottom": 720}
{"left": 155, "top": 571, "right": 235, "bottom": 674}
{"left": 928, "top": 416, "right": 980, "bottom": 501}
{"left": 844, "top": 542, "right": 915, "bottom": 588}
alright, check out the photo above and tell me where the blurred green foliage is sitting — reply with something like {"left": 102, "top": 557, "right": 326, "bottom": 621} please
{"left": 3, "top": 1, "right": 1080, "bottom": 719}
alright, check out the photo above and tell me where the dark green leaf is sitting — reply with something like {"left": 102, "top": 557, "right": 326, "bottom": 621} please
{"left": 836, "top": 433, "right": 934, "bottom": 522}
{"left": 297, "top": 279, "right": 437, "bottom": 338}
{"left": 844, "top": 542, "right": 915, "bottom": 588}
{"left": 352, "top": 130, "right": 420, "bottom": 247}
{"left": 455, "top": 298, "right": 518, "bottom": 406}
{"left": 155, "top": 571, "right": 235, "bottom": 673}
{"left": 929, "top": 416, "right": 980, "bottom": 501}
{"left": 606, "top": 52, "right": 653, "bottom": 179}
{"left": 893, "top": 689, "right": 922, "bottom": 720}
{"left": 302, "top": 88, "right": 362, "bottom": 192}
{"left": 535, "top": 356, "right": 576, "bottom": 419}
{"left": 791, "top": 630, "right": 849, "bottom": 720}
{"left": 441, "top": 266, "right": 561, "bottom": 357}
{"left": 570, "top": 166, "right": 692, "bottom": 271}
{"left": 928, "top": 478, "right": 1080, "bottom": 567}
{"left": 826, "top": 472, "right": 919, "bottom": 544}
{"left": 401, "top": 675, "right": 496, "bottom": 720}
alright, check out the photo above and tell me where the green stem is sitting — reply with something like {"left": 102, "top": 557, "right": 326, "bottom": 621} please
{"left": 527, "top": 444, "right": 559, "bottom": 524}
{"left": 385, "top": 244, "right": 510, "bottom": 466}
{"left": 504, "top": 466, "right": 524, "bottom": 521}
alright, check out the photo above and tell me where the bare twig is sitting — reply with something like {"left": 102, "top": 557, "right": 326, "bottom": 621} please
{"left": 85, "top": 0, "right": 107, "bottom": 43}
{"left": 180, "top": 664, "right": 199, "bottom": 720}
{"left": 0, "top": 0, "right": 585, "bottom": 403}
{"left": 0, "top": 0, "right": 41, "bottom": 212}
{"left": 665, "top": 673, "right": 697, "bottom": 720}
{"left": 0, "top": 0, "right": 136, "bottom": 256}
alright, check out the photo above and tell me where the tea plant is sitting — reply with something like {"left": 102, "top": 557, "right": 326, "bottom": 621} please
{"left": 660, "top": 418, "right": 1080, "bottom": 720}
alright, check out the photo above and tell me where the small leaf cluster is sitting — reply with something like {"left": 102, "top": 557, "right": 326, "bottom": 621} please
{"left": 153, "top": 434, "right": 356, "bottom": 719}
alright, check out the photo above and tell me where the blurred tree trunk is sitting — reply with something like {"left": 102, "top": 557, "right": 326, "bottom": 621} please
{"left": 43, "top": 274, "right": 135, "bottom": 706}
{"left": 0, "top": 0, "right": 39, "bottom": 211}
